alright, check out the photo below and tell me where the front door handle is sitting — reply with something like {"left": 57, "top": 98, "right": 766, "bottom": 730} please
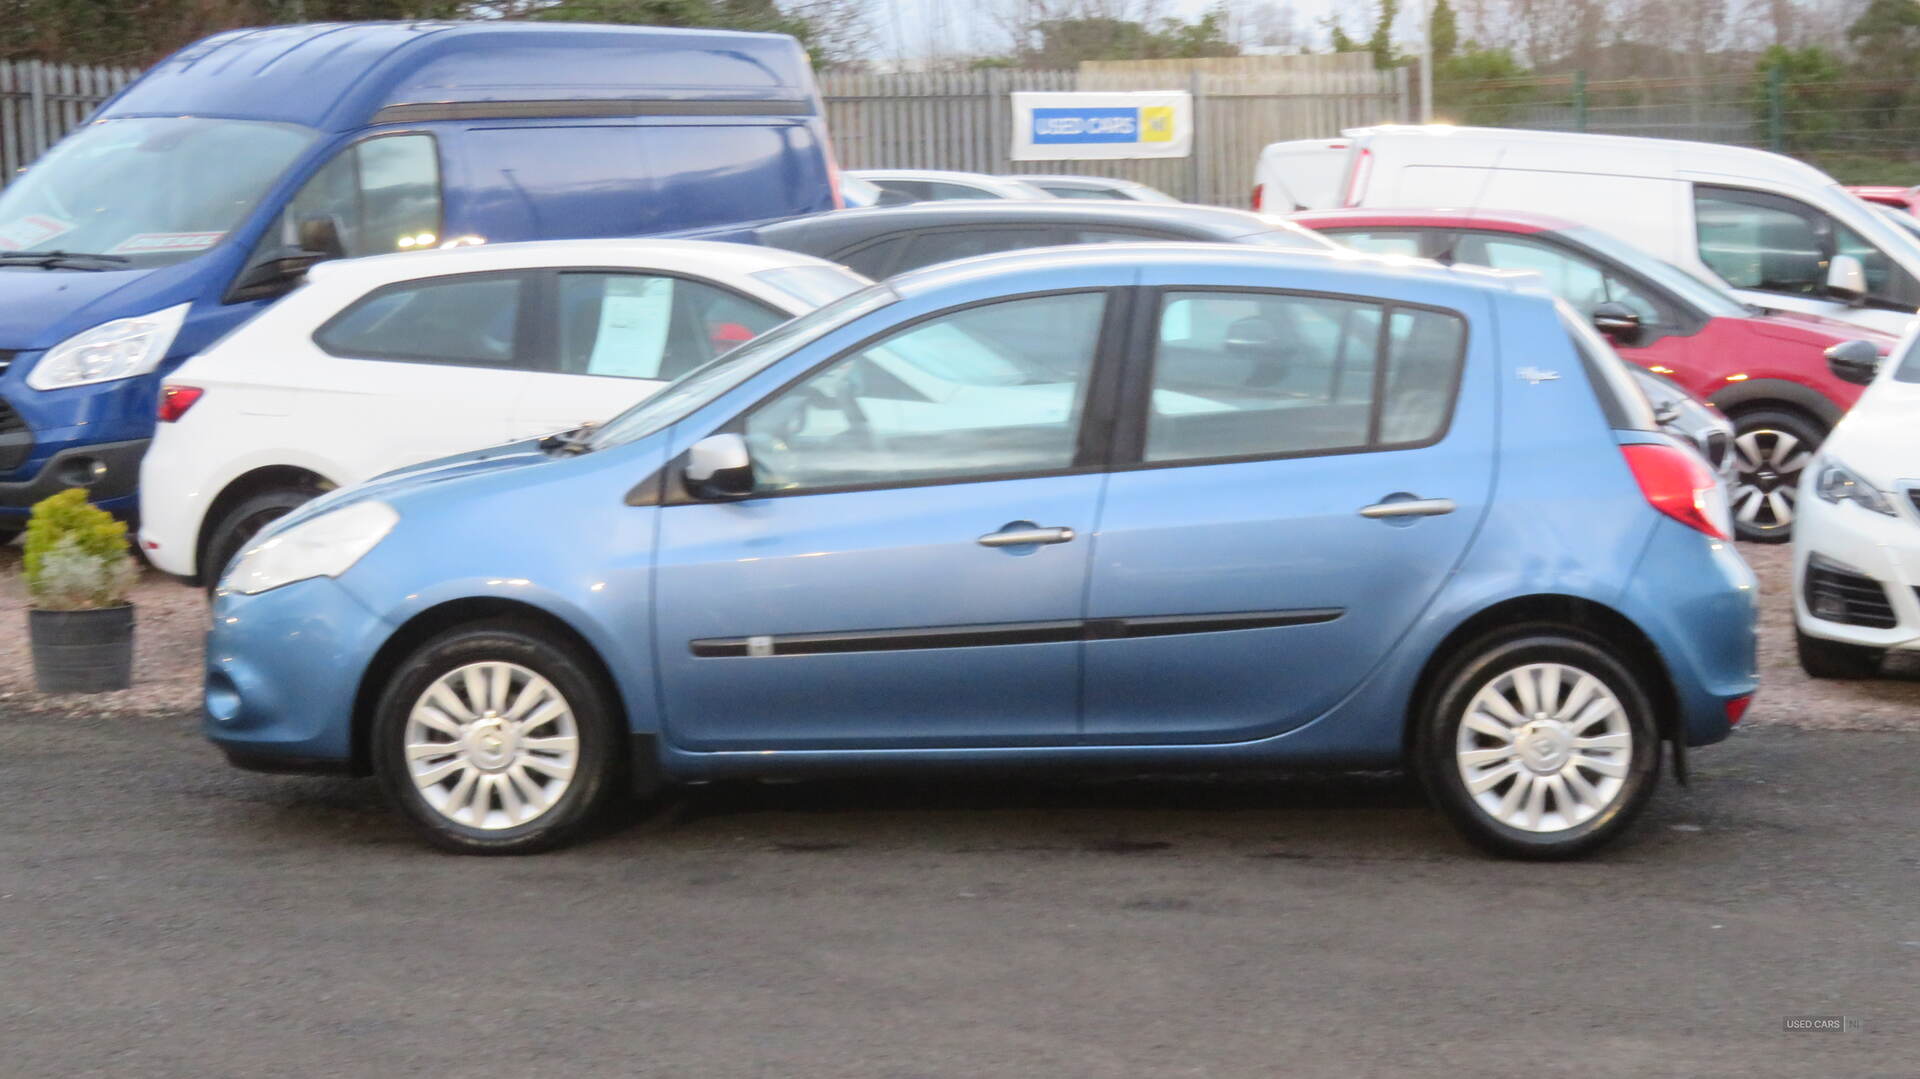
{"left": 1359, "top": 498, "right": 1456, "bottom": 519}
{"left": 978, "top": 525, "right": 1076, "bottom": 547}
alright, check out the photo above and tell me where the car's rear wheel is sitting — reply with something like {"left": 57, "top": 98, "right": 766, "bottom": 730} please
{"left": 1417, "top": 630, "right": 1661, "bottom": 859}
{"left": 373, "top": 620, "right": 624, "bottom": 854}
{"left": 1727, "top": 408, "right": 1822, "bottom": 543}
{"left": 1795, "top": 628, "right": 1883, "bottom": 679}
{"left": 202, "top": 487, "right": 317, "bottom": 595}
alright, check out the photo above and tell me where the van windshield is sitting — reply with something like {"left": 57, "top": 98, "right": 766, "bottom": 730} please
{"left": 0, "top": 117, "right": 317, "bottom": 267}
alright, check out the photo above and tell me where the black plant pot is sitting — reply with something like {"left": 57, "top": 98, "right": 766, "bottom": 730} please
{"left": 29, "top": 605, "right": 134, "bottom": 694}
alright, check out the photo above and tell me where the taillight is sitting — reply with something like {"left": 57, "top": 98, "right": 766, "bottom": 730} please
{"left": 1251, "top": 183, "right": 1264, "bottom": 211}
{"left": 158, "top": 384, "right": 203, "bottom": 423}
{"left": 1725, "top": 695, "right": 1752, "bottom": 725}
{"left": 1622, "top": 442, "right": 1729, "bottom": 540}
{"left": 1342, "top": 148, "right": 1372, "bottom": 207}
{"left": 824, "top": 140, "right": 845, "bottom": 210}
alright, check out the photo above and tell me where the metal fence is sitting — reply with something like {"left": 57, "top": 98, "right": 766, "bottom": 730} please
{"left": 0, "top": 61, "right": 139, "bottom": 179}
{"left": 1434, "top": 72, "right": 1920, "bottom": 185}
{"left": 821, "top": 65, "right": 1410, "bottom": 207}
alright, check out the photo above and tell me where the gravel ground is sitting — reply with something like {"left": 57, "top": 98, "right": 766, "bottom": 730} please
{"left": 2, "top": 534, "right": 1916, "bottom": 728}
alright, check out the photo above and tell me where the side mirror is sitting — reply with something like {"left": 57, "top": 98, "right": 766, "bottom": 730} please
{"left": 1825, "top": 338, "right": 1883, "bottom": 385}
{"left": 1591, "top": 301, "right": 1642, "bottom": 344}
{"left": 682, "top": 432, "right": 755, "bottom": 499}
{"left": 1825, "top": 253, "right": 1867, "bottom": 304}
{"left": 225, "top": 253, "right": 325, "bottom": 302}
{"left": 296, "top": 214, "right": 347, "bottom": 260}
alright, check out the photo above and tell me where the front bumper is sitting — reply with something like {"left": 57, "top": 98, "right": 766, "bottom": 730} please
{"left": 0, "top": 437, "right": 148, "bottom": 522}
{"left": 1792, "top": 487, "right": 1920, "bottom": 652}
{"left": 204, "top": 575, "right": 395, "bottom": 772}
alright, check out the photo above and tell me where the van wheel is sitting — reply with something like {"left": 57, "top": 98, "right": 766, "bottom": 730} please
{"left": 1795, "top": 628, "right": 1883, "bottom": 679}
{"left": 202, "top": 487, "right": 316, "bottom": 594}
{"left": 1417, "top": 630, "right": 1660, "bottom": 860}
{"left": 1728, "top": 408, "right": 1822, "bottom": 543}
{"left": 373, "top": 620, "right": 625, "bottom": 855}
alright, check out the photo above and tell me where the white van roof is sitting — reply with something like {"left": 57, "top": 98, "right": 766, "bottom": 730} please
{"left": 1342, "top": 125, "right": 1840, "bottom": 189}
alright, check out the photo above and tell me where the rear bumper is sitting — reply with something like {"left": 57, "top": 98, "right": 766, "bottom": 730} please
{"left": 1621, "top": 521, "right": 1759, "bottom": 746}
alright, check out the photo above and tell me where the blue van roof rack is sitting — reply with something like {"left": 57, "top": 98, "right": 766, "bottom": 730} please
{"left": 95, "top": 21, "right": 819, "bottom": 132}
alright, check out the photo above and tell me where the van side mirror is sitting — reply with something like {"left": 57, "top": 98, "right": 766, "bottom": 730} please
{"left": 1825, "top": 338, "right": 1882, "bottom": 385}
{"left": 1825, "top": 253, "right": 1867, "bottom": 305}
{"left": 296, "top": 215, "right": 347, "bottom": 260}
{"left": 1591, "top": 301, "right": 1642, "bottom": 344}
{"left": 682, "top": 433, "right": 755, "bottom": 499}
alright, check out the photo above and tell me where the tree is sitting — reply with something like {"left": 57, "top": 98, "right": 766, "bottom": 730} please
{"left": 1847, "top": 0, "right": 1920, "bottom": 75}
{"left": 1431, "top": 0, "right": 1459, "bottom": 62}
{"left": 1369, "top": 0, "right": 1402, "bottom": 68}
{"left": 1324, "top": 14, "right": 1363, "bottom": 52}
{"left": 1016, "top": 7, "right": 1239, "bottom": 66}
{"left": 1432, "top": 44, "right": 1537, "bottom": 123}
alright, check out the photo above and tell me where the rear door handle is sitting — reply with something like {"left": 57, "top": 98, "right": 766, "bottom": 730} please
{"left": 1359, "top": 498, "right": 1456, "bottom": 519}
{"left": 978, "top": 526, "right": 1076, "bottom": 547}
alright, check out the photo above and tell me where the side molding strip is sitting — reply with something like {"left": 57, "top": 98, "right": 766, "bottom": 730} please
{"left": 690, "top": 608, "right": 1343, "bottom": 658}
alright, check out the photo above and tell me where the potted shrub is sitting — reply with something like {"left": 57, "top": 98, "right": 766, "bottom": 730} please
{"left": 22, "top": 488, "right": 137, "bottom": 693}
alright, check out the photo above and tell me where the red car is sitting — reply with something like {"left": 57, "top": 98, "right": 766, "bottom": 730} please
{"left": 1846, "top": 185, "right": 1920, "bottom": 218}
{"left": 1292, "top": 208, "right": 1900, "bottom": 542}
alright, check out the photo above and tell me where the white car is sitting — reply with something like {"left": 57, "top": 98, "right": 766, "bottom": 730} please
{"left": 138, "top": 239, "right": 869, "bottom": 584}
{"left": 1281, "top": 125, "right": 1920, "bottom": 335}
{"left": 1791, "top": 331, "right": 1920, "bottom": 677}
{"left": 847, "top": 169, "right": 1056, "bottom": 202}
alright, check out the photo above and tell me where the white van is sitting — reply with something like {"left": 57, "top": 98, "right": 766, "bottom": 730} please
{"left": 1251, "top": 138, "right": 1353, "bottom": 213}
{"left": 1284, "top": 125, "right": 1920, "bottom": 335}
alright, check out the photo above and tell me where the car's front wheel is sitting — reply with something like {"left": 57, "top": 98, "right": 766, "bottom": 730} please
{"left": 202, "top": 487, "right": 318, "bottom": 594}
{"left": 1727, "top": 408, "right": 1822, "bottom": 543}
{"left": 1795, "top": 628, "right": 1883, "bottom": 679}
{"left": 1417, "top": 630, "right": 1661, "bottom": 859}
{"left": 373, "top": 620, "right": 625, "bottom": 854}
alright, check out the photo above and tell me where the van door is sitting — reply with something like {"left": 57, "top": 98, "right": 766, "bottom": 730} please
{"left": 511, "top": 270, "right": 791, "bottom": 438}
{"left": 1690, "top": 185, "right": 1920, "bottom": 334}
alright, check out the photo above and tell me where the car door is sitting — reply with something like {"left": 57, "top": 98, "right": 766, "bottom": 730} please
{"left": 1082, "top": 282, "right": 1495, "bottom": 743}
{"left": 511, "top": 270, "right": 791, "bottom": 438}
{"left": 652, "top": 289, "right": 1123, "bottom": 751}
{"left": 302, "top": 270, "right": 537, "bottom": 478}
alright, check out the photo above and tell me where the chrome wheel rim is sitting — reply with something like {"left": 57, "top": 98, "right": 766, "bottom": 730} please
{"left": 1454, "top": 662, "right": 1633, "bottom": 834}
{"left": 1730, "top": 426, "right": 1810, "bottom": 534}
{"left": 403, "top": 661, "right": 579, "bottom": 831}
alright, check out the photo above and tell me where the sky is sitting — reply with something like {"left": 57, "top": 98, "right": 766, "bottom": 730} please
{"left": 879, "top": 0, "right": 1354, "bottom": 61}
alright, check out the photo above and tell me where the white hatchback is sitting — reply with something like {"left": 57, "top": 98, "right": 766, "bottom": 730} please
{"left": 138, "top": 239, "right": 869, "bottom": 583}
{"left": 1792, "top": 329, "right": 1920, "bottom": 676}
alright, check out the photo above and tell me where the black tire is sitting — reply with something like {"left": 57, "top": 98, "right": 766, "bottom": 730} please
{"left": 1726, "top": 407, "right": 1824, "bottom": 543}
{"left": 1795, "top": 628, "right": 1883, "bottom": 679}
{"left": 373, "top": 619, "right": 625, "bottom": 854}
{"left": 1416, "top": 628, "right": 1662, "bottom": 860}
{"left": 202, "top": 487, "right": 317, "bottom": 594}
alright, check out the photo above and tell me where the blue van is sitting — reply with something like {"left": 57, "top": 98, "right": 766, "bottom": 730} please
{"left": 202, "top": 245, "right": 1759, "bottom": 859}
{"left": 0, "top": 21, "right": 838, "bottom": 540}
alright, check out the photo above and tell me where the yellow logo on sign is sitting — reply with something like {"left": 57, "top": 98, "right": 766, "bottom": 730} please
{"left": 1140, "top": 106, "right": 1175, "bottom": 142}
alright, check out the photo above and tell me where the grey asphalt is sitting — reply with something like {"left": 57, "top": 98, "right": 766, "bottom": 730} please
{"left": 0, "top": 712, "right": 1913, "bottom": 1078}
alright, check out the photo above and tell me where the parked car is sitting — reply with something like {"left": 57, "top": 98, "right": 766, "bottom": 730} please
{"left": 677, "top": 201, "right": 1336, "bottom": 279}
{"left": 202, "top": 243, "right": 1757, "bottom": 859}
{"left": 1252, "top": 137, "right": 1353, "bottom": 211}
{"left": 847, "top": 169, "right": 1056, "bottom": 202}
{"left": 1002, "top": 175, "right": 1180, "bottom": 202}
{"left": 1846, "top": 185, "right": 1920, "bottom": 218}
{"left": 1631, "top": 367, "right": 1736, "bottom": 487}
{"left": 138, "top": 239, "right": 868, "bottom": 586}
{"left": 1294, "top": 207, "right": 1901, "bottom": 541}
{"left": 841, "top": 175, "right": 914, "bottom": 208}
{"left": 1301, "top": 125, "right": 1920, "bottom": 336}
{"left": 1792, "top": 332, "right": 1920, "bottom": 678}
{"left": 0, "top": 21, "right": 839, "bottom": 545}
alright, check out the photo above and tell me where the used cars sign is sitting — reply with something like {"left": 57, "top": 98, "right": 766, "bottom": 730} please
{"left": 1011, "top": 91, "right": 1192, "bottom": 161}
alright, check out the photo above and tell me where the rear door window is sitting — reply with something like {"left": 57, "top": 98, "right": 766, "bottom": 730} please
{"left": 554, "top": 273, "right": 785, "bottom": 382}
{"left": 316, "top": 272, "right": 527, "bottom": 368}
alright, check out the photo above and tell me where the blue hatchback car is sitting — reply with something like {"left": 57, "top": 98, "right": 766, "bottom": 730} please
{"left": 205, "top": 245, "right": 1758, "bottom": 858}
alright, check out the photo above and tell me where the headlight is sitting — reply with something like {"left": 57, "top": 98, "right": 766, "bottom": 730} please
{"left": 25, "top": 302, "right": 192, "bottom": 390}
{"left": 224, "top": 501, "right": 398, "bottom": 595}
{"left": 1812, "top": 456, "right": 1897, "bottom": 516}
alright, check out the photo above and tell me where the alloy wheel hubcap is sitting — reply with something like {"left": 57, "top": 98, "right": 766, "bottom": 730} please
{"left": 403, "top": 661, "right": 579, "bottom": 831}
{"left": 1454, "top": 662, "right": 1633, "bottom": 834}
{"left": 1730, "top": 427, "right": 1808, "bottom": 534}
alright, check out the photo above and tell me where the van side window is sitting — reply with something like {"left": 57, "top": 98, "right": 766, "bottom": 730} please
{"left": 1143, "top": 291, "right": 1464, "bottom": 463}
{"left": 1694, "top": 185, "right": 1920, "bottom": 310}
{"left": 316, "top": 273, "right": 524, "bottom": 368}
{"left": 555, "top": 273, "right": 784, "bottom": 382}
{"left": 267, "top": 134, "right": 442, "bottom": 259}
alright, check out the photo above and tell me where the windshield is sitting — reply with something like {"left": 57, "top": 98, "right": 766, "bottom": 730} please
{"left": 0, "top": 117, "right": 317, "bottom": 267}
{"left": 587, "top": 284, "right": 900, "bottom": 451}
{"left": 1895, "top": 326, "right": 1920, "bottom": 383}
{"left": 1872, "top": 202, "right": 1920, "bottom": 242}
{"left": 1563, "top": 226, "right": 1748, "bottom": 318}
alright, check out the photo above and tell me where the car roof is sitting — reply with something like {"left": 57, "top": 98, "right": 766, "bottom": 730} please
{"left": 848, "top": 169, "right": 1025, "bottom": 184}
{"left": 885, "top": 241, "right": 1547, "bottom": 301}
{"left": 1344, "top": 124, "right": 1839, "bottom": 188}
{"left": 750, "top": 200, "right": 1330, "bottom": 255}
{"left": 1290, "top": 207, "right": 1581, "bottom": 235}
{"left": 305, "top": 238, "right": 851, "bottom": 290}
{"left": 1008, "top": 175, "right": 1140, "bottom": 188}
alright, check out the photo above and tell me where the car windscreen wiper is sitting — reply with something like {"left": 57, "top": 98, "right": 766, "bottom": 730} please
{"left": 538, "top": 423, "right": 598, "bottom": 456}
{"left": 0, "top": 250, "right": 134, "bottom": 270}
